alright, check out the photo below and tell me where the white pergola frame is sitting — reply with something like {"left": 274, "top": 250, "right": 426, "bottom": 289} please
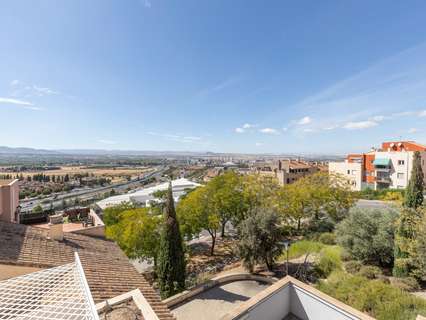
{"left": 0, "top": 253, "right": 99, "bottom": 320}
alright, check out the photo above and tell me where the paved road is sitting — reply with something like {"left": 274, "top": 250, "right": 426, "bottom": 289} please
{"left": 171, "top": 280, "right": 269, "bottom": 320}
{"left": 20, "top": 166, "right": 166, "bottom": 211}
{"left": 355, "top": 199, "right": 392, "bottom": 209}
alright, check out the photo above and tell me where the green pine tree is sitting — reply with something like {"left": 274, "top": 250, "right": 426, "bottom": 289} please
{"left": 157, "top": 183, "right": 186, "bottom": 299}
{"left": 403, "top": 151, "right": 424, "bottom": 209}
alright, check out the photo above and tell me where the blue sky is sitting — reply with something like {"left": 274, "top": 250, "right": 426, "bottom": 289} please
{"left": 1, "top": 0, "right": 426, "bottom": 154}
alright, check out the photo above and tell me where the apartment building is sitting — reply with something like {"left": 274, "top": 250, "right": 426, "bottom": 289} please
{"left": 255, "top": 159, "right": 320, "bottom": 186}
{"left": 0, "top": 179, "right": 19, "bottom": 223}
{"left": 329, "top": 141, "right": 426, "bottom": 191}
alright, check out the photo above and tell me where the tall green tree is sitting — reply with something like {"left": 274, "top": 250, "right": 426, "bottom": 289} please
{"left": 393, "top": 207, "right": 423, "bottom": 277}
{"left": 208, "top": 171, "right": 245, "bottom": 237}
{"left": 157, "top": 183, "right": 186, "bottom": 298}
{"left": 404, "top": 151, "right": 424, "bottom": 209}
{"left": 177, "top": 186, "right": 220, "bottom": 255}
{"left": 237, "top": 208, "right": 283, "bottom": 272}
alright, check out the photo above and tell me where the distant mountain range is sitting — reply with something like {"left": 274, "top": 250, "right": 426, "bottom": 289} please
{"left": 0, "top": 146, "right": 62, "bottom": 155}
{"left": 0, "top": 146, "right": 344, "bottom": 160}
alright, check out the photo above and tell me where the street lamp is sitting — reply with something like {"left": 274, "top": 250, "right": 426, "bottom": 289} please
{"left": 282, "top": 239, "right": 291, "bottom": 276}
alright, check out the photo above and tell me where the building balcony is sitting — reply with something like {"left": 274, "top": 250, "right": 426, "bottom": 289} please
{"left": 374, "top": 166, "right": 391, "bottom": 172}
{"left": 376, "top": 176, "right": 391, "bottom": 184}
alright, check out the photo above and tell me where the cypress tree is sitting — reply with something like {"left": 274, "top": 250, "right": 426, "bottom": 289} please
{"left": 404, "top": 151, "right": 424, "bottom": 209}
{"left": 157, "top": 183, "right": 186, "bottom": 299}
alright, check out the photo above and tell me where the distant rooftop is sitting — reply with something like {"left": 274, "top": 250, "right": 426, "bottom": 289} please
{"left": 97, "top": 177, "right": 200, "bottom": 209}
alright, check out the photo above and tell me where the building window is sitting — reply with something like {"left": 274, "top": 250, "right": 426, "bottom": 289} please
{"left": 347, "top": 170, "right": 350, "bottom": 174}
{"left": 398, "top": 160, "right": 405, "bottom": 165}
{"left": 397, "top": 173, "right": 404, "bottom": 179}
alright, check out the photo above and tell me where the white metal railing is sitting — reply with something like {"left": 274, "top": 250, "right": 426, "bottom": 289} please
{"left": 0, "top": 253, "right": 99, "bottom": 320}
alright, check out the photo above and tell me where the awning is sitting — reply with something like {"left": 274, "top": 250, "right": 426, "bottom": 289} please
{"left": 373, "top": 158, "right": 391, "bottom": 166}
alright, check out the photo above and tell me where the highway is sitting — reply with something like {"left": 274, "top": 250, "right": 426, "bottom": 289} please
{"left": 20, "top": 166, "right": 167, "bottom": 211}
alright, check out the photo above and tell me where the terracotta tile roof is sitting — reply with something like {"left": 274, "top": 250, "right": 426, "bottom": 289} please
{"left": 0, "top": 221, "right": 174, "bottom": 320}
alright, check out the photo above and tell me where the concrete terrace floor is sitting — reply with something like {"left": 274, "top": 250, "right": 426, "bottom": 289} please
{"left": 171, "top": 280, "right": 270, "bottom": 320}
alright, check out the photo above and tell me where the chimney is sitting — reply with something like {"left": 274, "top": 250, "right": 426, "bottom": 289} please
{"left": 49, "top": 213, "right": 64, "bottom": 241}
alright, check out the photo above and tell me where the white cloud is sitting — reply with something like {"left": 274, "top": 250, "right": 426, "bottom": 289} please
{"left": 242, "top": 123, "right": 255, "bottom": 129}
{"left": 0, "top": 97, "right": 43, "bottom": 110}
{"left": 322, "top": 125, "right": 339, "bottom": 131}
{"left": 0, "top": 97, "right": 33, "bottom": 106}
{"left": 197, "top": 76, "right": 242, "bottom": 97}
{"left": 303, "top": 128, "right": 315, "bottom": 133}
{"left": 408, "top": 128, "right": 418, "bottom": 134}
{"left": 419, "top": 110, "right": 426, "bottom": 117}
{"left": 297, "top": 116, "right": 312, "bottom": 125}
{"left": 259, "top": 128, "right": 280, "bottom": 135}
{"left": 343, "top": 120, "right": 378, "bottom": 130}
{"left": 255, "top": 142, "right": 264, "bottom": 147}
{"left": 147, "top": 132, "right": 204, "bottom": 144}
{"left": 9, "top": 80, "right": 59, "bottom": 97}
{"left": 32, "top": 85, "right": 59, "bottom": 96}
{"left": 370, "top": 115, "right": 386, "bottom": 122}
{"left": 98, "top": 139, "right": 117, "bottom": 145}
{"left": 235, "top": 127, "right": 245, "bottom": 133}
{"left": 282, "top": 127, "right": 288, "bottom": 132}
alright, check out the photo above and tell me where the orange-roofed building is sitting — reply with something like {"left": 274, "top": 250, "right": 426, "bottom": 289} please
{"left": 329, "top": 141, "right": 426, "bottom": 191}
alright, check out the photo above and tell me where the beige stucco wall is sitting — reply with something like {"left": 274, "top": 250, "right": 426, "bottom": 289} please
{"left": 329, "top": 161, "right": 362, "bottom": 191}
{"left": 0, "top": 180, "right": 19, "bottom": 223}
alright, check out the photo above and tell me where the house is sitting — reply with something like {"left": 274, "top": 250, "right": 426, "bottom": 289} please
{"left": 0, "top": 220, "right": 174, "bottom": 320}
{"left": 255, "top": 160, "right": 320, "bottom": 186}
{"left": 329, "top": 141, "right": 426, "bottom": 191}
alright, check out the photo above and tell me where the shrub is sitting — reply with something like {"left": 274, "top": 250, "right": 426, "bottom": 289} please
{"left": 318, "top": 232, "right": 336, "bottom": 245}
{"left": 357, "top": 265, "right": 382, "bottom": 279}
{"left": 336, "top": 207, "right": 398, "bottom": 267}
{"left": 317, "top": 271, "right": 426, "bottom": 320}
{"left": 340, "top": 249, "right": 352, "bottom": 261}
{"left": 391, "top": 277, "right": 420, "bottom": 292}
{"left": 344, "top": 260, "right": 362, "bottom": 274}
{"left": 316, "top": 246, "right": 342, "bottom": 277}
{"left": 280, "top": 240, "right": 324, "bottom": 260}
{"left": 393, "top": 258, "right": 410, "bottom": 277}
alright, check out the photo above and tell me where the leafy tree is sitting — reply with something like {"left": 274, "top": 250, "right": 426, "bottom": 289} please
{"left": 237, "top": 208, "right": 283, "bottom": 272}
{"left": 404, "top": 151, "right": 424, "bottom": 209}
{"left": 105, "top": 207, "right": 161, "bottom": 265}
{"left": 277, "top": 172, "right": 355, "bottom": 233}
{"left": 32, "top": 204, "right": 43, "bottom": 214}
{"left": 207, "top": 171, "right": 245, "bottom": 237}
{"left": 157, "top": 183, "right": 186, "bottom": 298}
{"left": 336, "top": 207, "right": 398, "bottom": 267}
{"left": 103, "top": 202, "right": 136, "bottom": 225}
{"left": 177, "top": 186, "right": 220, "bottom": 255}
{"left": 239, "top": 174, "right": 280, "bottom": 223}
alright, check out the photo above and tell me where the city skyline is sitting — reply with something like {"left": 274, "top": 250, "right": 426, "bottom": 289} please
{"left": 1, "top": 1, "right": 426, "bottom": 154}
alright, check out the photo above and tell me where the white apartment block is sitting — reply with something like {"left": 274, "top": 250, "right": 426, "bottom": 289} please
{"left": 328, "top": 161, "right": 363, "bottom": 191}
{"left": 329, "top": 141, "right": 426, "bottom": 191}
